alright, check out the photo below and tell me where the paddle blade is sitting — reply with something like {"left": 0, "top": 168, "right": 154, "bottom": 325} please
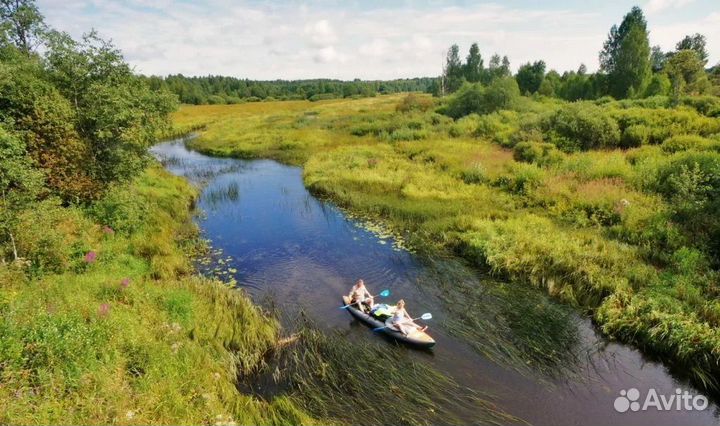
{"left": 372, "top": 327, "right": 385, "bottom": 332}
{"left": 339, "top": 305, "right": 349, "bottom": 309}
{"left": 420, "top": 313, "right": 433, "bottom": 320}
{"left": 379, "top": 289, "right": 390, "bottom": 298}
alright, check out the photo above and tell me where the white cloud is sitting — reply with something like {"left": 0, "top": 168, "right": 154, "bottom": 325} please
{"left": 646, "top": 0, "right": 695, "bottom": 14}
{"left": 35, "top": 1, "right": 719, "bottom": 79}
{"left": 304, "top": 19, "right": 338, "bottom": 48}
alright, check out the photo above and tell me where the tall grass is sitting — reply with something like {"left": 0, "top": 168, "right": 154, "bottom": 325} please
{"left": 0, "top": 165, "right": 316, "bottom": 425}
{"left": 174, "top": 94, "right": 720, "bottom": 394}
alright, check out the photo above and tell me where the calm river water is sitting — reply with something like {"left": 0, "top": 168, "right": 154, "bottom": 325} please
{"left": 152, "top": 139, "right": 719, "bottom": 426}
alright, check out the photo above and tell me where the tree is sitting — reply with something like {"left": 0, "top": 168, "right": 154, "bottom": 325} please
{"left": 515, "top": 60, "right": 546, "bottom": 94}
{"left": 599, "top": 6, "right": 647, "bottom": 74}
{"left": 487, "top": 54, "right": 511, "bottom": 82}
{"left": 650, "top": 45, "right": 667, "bottom": 72}
{"left": 443, "top": 44, "right": 464, "bottom": 93}
{"left": 0, "top": 0, "right": 45, "bottom": 54}
{"left": 617, "top": 25, "right": 651, "bottom": 98}
{"left": 665, "top": 49, "right": 711, "bottom": 96}
{"left": 603, "top": 8, "right": 651, "bottom": 99}
{"left": 464, "top": 42, "right": 484, "bottom": 83}
{"left": 675, "top": 33, "right": 708, "bottom": 65}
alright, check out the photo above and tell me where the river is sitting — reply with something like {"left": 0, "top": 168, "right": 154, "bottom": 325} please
{"left": 151, "top": 138, "right": 719, "bottom": 426}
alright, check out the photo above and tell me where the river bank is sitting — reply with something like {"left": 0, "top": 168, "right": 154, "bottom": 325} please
{"left": 0, "top": 165, "right": 316, "bottom": 425}
{"left": 152, "top": 137, "right": 719, "bottom": 425}
{"left": 168, "top": 94, "right": 720, "bottom": 401}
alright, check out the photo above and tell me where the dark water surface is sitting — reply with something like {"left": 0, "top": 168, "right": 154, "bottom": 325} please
{"left": 152, "top": 139, "right": 719, "bottom": 426}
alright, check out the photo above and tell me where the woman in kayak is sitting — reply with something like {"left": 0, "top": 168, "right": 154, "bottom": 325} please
{"left": 348, "top": 279, "right": 374, "bottom": 312}
{"left": 389, "top": 299, "right": 427, "bottom": 335}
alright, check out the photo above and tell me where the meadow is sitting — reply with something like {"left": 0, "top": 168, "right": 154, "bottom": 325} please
{"left": 0, "top": 166, "right": 315, "bottom": 425}
{"left": 173, "top": 92, "right": 720, "bottom": 393}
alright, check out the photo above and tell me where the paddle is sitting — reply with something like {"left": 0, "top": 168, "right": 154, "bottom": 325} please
{"left": 339, "top": 289, "right": 390, "bottom": 309}
{"left": 373, "top": 313, "right": 433, "bottom": 332}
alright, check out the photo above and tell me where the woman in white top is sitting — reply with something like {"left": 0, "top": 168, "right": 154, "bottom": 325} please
{"left": 389, "top": 299, "right": 426, "bottom": 335}
{"left": 348, "top": 279, "right": 374, "bottom": 312}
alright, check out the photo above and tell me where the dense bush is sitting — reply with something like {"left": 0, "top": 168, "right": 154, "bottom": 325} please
{"left": 444, "top": 78, "right": 520, "bottom": 119}
{"left": 396, "top": 93, "right": 434, "bottom": 113}
{"left": 89, "top": 184, "right": 149, "bottom": 235}
{"left": 610, "top": 107, "right": 720, "bottom": 144}
{"left": 513, "top": 141, "right": 564, "bottom": 166}
{"left": 541, "top": 102, "right": 621, "bottom": 150}
{"left": 680, "top": 95, "right": 720, "bottom": 117}
{"left": 661, "top": 135, "right": 713, "bottom": 153}
{"left": 621, "top": 124, "right": 651, "bottom": 147}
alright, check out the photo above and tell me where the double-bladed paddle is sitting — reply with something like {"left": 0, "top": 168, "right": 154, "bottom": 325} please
{"left": 339, "top": 289, "right": 390, "bottom": 309}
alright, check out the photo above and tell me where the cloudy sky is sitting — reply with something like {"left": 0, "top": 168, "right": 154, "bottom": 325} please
{"left": 36, "top": 0, "right": 720, "bottom": 80}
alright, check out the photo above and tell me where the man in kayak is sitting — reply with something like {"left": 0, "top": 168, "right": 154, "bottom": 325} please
{"left": 389, "top": 299, "right": 427, "bottom": 336}
{"left": 348, "top": 279, "right": 374, "bottom": 313}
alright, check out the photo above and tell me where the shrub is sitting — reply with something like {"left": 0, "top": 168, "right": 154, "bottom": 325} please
{"left": 396, "top": 93, "right": 434, "bottom": 113}
{"left": 481, "top": 77, "right": 521, "bottom": 113}
{"left": 12, "top": 200, "right": 94, "bottom": 275}
{"left": 680, "top": 95, "right": 720, "bottom": 117}
{"left": 621, "top": 124, "right": 652, "bottom": 147}
{"left": 661, "top": 135, "right": 714, "bottom": 153}
{"left": 309, "top": 93, "right": 337, "bottom": 102}
{"left": 90, "top": 184, "right": 149, "bottom": 235}
{"left": 474, "top": 111, "right": 520, "bottom": 147}
{"left": 444, "top": 78, "right": 521, "bottom": 119}
{"left": 541, "top": 102, "right": 621, "bottom": 150}
{"left": 444, "top": 83, "right": 485, "bottom": 119}
{"left": 513, "top": 141, "right": 563, "bottom": 166}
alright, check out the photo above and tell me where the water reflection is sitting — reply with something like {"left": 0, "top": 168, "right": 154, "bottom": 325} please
{"left": 151, "top": 138, "right": 719, "bottom": 426}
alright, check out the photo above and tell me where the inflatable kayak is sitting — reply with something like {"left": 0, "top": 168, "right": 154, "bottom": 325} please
{"left": 342, "top": 296, "right": 435, "bottom": 348}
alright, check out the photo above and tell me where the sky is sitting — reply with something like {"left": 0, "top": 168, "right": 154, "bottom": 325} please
{"left": 36, "top": 0, "right": 720, "bottom": 80}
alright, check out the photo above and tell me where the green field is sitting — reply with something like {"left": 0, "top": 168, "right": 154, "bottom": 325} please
{"left": 173, "top": 93, "right": 720, "bottom": 392}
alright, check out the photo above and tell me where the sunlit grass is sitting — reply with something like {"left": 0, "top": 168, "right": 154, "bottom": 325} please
{"left": 173, "top": 94, "right": 720, "bottom": 394}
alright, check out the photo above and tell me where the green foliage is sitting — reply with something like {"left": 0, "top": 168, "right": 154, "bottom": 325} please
{"left": 513, "top": 141, "right": 563, "bottom": 166}
{"left": 661, "top": 135, "right": 713, "bottom": 153}
{"left": 679, "top": 95, "right": 720, "bottom": 117}
{"left": 665, "top": 50, "right": 711, "bottom": 96}
{"left": 444, "top": 78, "right": 520, "bottom": 119}
{"left": 395, "top": 93, "right": 433, "bottom": 113}
{"left": 515, "top": 60, "right": 546, "bottom": 94}
{"left": 644, "top": 73, "right": 671, "bottom": 97}
{"left": 541, "top": 102, "right": 621, "bottom": 150}
{"left": 89, "top": 183, "right": 149, "bottom": 235}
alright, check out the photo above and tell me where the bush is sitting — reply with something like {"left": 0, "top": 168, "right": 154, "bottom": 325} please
{"left": 309, "top": 93, "right": 338, "bottom": 102}
{"left": 513, "top": 141, "right": 563, "bottom": 166}
{"left": 473, "top": 111, "right": 520, "bottom": 146}
{"left": 396, "top": 93, "right": 434, "bottom": 113}
{"left": 90, "top": 184, "right": 149, "bottom": 235}
{"left": 444, "top": 78, "right": 521, "bottom": 119}
{"left": 444, "top": 84, "right": 485, "bottom": 119}
{"left": 541, "top": 102, "right": 621, "bottom": 150}
{"left": 12, "top": 200, "right": 94, "bottom": 275}
{"left": 621, "top": 124, "right": 652, "bottom": 147}
{"left": 661, "top": 135, "right": 714, "bottom": 153}
{"left": 680, "top": 95, "right": 720, "bottom": 117}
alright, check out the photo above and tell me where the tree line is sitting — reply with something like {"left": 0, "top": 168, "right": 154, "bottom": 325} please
{"left": 440, "top": 6, "right": 720, "bottom": 101}
{"left": 147, "top": 75, "right": 436, "bottom": 105}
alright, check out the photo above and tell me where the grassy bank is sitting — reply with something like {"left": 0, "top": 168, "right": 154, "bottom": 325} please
{"left": 0, "top": 165, "right": 314, "bottom": 425}
{"left": 173, "top": 93, "right": 720, "bottom": 393}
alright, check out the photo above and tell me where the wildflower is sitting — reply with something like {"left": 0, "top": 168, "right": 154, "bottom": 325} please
{"left": 84, "top": 251, "right": 97, "bottom": 263}
{"left": 126, "top": 411, "right": 135, "bottom": 419}
{"left": 102, "top": 225, "right": 115, "bottom": 235}
{"left": 98, "top": 303, "right": 111, "bottom": 317}
{"left": 120, "top": 277, "right": 131, "bottom": 289}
